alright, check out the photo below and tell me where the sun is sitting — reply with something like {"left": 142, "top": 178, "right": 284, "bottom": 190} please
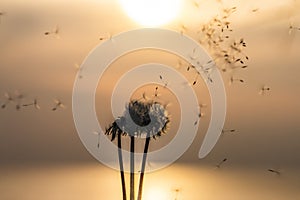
{"left": 119, "top": 0, "right": 182, "bottom": 27}
{"left": 143, "top": 187, "right": 169, "bottom": 200}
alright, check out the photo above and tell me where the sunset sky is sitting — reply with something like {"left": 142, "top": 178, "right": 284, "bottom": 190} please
{"left": 0, "top": 0, "right": 300, "bottom": 199}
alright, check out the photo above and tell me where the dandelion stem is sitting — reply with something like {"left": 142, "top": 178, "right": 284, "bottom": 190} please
{"left": 130, "top": 136, "right": 135, "bottom": 200}
{"left": 118, "top": 134, "right": 127, "bottom": 200}
{"left": 137, "top": 133, "right": 151, "bottom": 200}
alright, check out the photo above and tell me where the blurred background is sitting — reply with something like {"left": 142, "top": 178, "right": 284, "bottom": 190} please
{"left": 0, "top": 0, "right": 300, "bottom": 199}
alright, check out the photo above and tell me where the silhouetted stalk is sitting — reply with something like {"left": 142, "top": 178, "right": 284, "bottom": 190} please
{"left": 130, "top": 136, "right": 135, "bottom": 200}
{"left": 118, "top": 134, "right": 127, "bottom": 200}
{"left": 137, "top": 133, "right": 151, "bottom": 200}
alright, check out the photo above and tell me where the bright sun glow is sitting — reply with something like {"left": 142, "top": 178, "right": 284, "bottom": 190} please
{"left": 119, "top": 0, "right": 182, "bottom": 27}
{"left": 144, "top": 187, "right": 168, "bottom": 200}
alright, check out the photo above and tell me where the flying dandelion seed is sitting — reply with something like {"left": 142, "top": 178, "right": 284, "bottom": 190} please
{"left": 52, "top": 99, "right": 65, "bottom": 111}
{"left": 259, "top": 85, "right": 271, "bottom": 95}
{"left": 179, "top": 24, "right": 188, "bottom": 35}
{"left": 159, "top": 75, "right": 169, "bottom": 88}
{"left": 268, "top": 168, "right": 281, "bottom": 176}
{"left": 289, "top": 22, "right": 300, "bottom": 35}
{"left": 216, "top": 158, "right": 228, "bottom": 168}
{"left": 229, "top": 76, "right": 244, "bottom": 85}
{"left": 92, "top": 131, "right": 102, "bottom": 149}
{"left": 194, "top": 104, "right": 205, "bottom": 126}
{"left": 1, "top": 92, "right": 14, "bottom": 109}
{"left": 171, "top": 187, "right": 182, "bottom": 200}
{"left": 74, "top": 63, "right": 84, "bottom": 79}
{"left": 44, "top": 25, "right": 60, "bottom": 38}
{"left": 99, "top": 32, "right": 113, "bottom": 41}
{"left": 14, "top": 90, "right": 24, "bottom": 111}
{"left": 222, "top": 129, "right": 236, "bottom": 134}
{"left": 23, "top": 98, "right": 40, "bottom": 110}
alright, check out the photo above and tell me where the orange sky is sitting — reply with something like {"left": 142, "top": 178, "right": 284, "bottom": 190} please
{"left": 0, "top": 0, "right": 300, "bottom": 199}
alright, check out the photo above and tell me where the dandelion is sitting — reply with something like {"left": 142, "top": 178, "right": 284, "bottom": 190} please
{"left": 105, "top": 99, "right": 170, "bottom": 200}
